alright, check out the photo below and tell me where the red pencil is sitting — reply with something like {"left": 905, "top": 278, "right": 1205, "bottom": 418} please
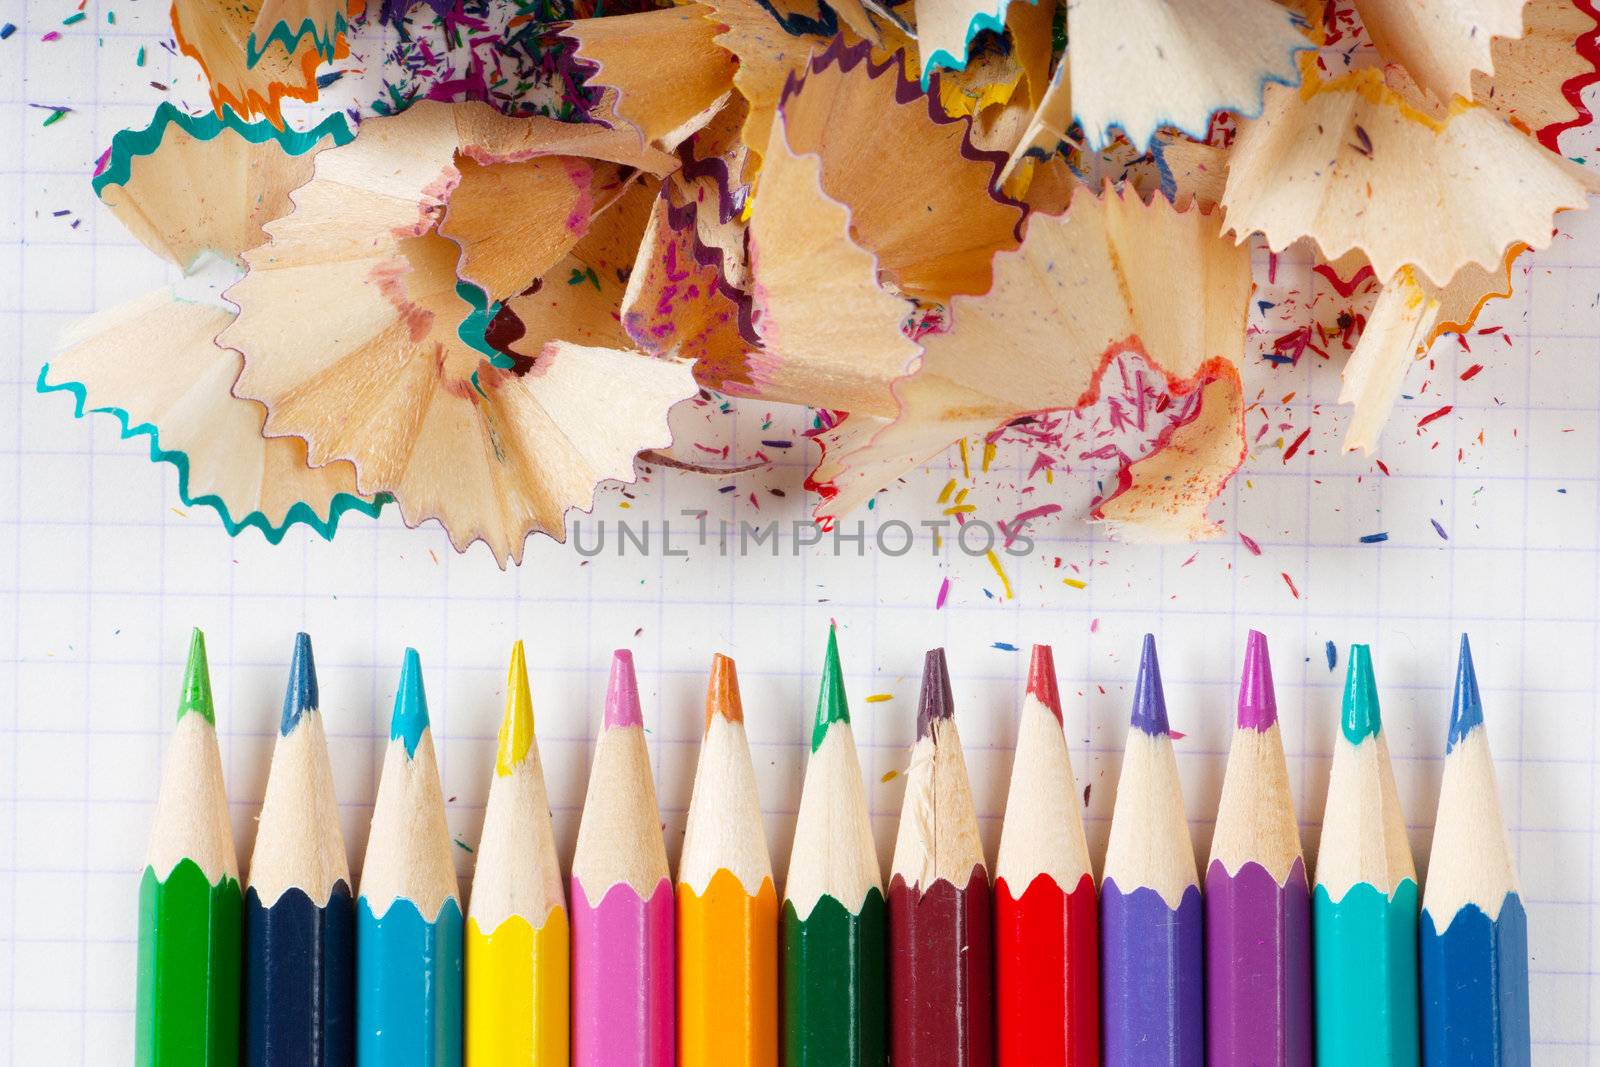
{"left": 994, "top": 645, "right": 1098, "bottom": 1065}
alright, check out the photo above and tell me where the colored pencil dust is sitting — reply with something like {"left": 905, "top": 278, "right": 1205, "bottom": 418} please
{"left": 782, "top": 626, "right": 887, "bottom": 1067}
{"left": 1313, "top": 645, "right": 1419, "bottom": 1066}
{"left": 1421, "top": 636, "right": 1530, "bottom": 1066}
{"left": 244, "top": 633, "right": 354, "bottom": 1066}
{"left": 465, "top": 642, "right": 569, "bottom": 1066}
{"left": 1206, "top": 630, "right": 1311, "bottom": 1067}
{"left": 356, "top": 649, "right": 464, "bottom": 1066}
{"left": 1100, "top": 635, "right": 1203, "bottom": 1067}
{"left": 994, "top": 644, "right": 1098, "bottom": 1066}
{"left": 888, "top": 648, "right": 993, "bottom": 1066}
{"left": 571, "top": 650, "right": 675, "bottom": 1066}
{"left": 678, "top": 654, "right": 778, "bottom": 1066}
{"left": 137, "top": 628, "right": 243, "bottom": 1066}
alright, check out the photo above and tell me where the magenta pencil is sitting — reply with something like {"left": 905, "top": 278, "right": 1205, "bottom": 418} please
{"left": 1206, "top": 630, "right": 1312, "bottom": 1066}
{"left": 571, "top": 650, "right": 675, "bottom": 1066}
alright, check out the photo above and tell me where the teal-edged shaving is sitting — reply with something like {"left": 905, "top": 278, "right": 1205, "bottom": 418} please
{"left": 92, "top": 103, "right": 353, "bottom": 198}
{"left": 919, "top": 0, "right": 1030, "bottom": 88}
{"left": 247, "top": 6, "right": 350, "bottom": 69}
{"left": 36, "top": 362, "right": 389, "bottom": 544}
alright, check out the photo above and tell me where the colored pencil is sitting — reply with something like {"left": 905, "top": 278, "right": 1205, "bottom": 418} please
{"left": 1206, "top": 629, "right": 1312, "bottom": 1067}
{"left": 782, "top": 626, "right": 888, "bottom": 1066}
{"left": 888, "top": 648, "right": 994, "bottom": 1066}
{"left": 571, "top": 649, "right": 675, "bottom": 1066}
{"left": 678, "top": 654, "right": 779, "bottom": 1066}
{"left": 1314, "top": 644, "right": 1419, "bottom": 1065}
{"left": 1100, "top": 634, "right": 1203, "bottom": 1067}
{"left": 465, "top": 641, "right": 569, "bottom": 1065}
{"left": 356, "top": 649, "right": 464, "bottom": 1066}
{"left": 137, "top": 628, "right": 243, "bottom": 1066}
{"left": 1421, "top": 635, "right": 1530, "bottom": 1066}
{"left": 244, "top": 633, "right": 354, "bottom": 1066}
{"left": 994, "top": 644, "right": 1098, "bottom": 1066}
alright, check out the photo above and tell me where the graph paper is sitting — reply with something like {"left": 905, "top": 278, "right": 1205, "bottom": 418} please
{"left": 3, "top": 1, "right": 1600, "bottom": 1061}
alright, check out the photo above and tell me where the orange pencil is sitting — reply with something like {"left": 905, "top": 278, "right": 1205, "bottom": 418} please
{"left": 677, "top": 654, "right": 779, "bottom": 1066}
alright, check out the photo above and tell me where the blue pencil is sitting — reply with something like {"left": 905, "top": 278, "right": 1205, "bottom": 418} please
{"left": 356, "top": 649, "right": 463, "bottom": 1066}
{"left": 244, "top": 634, "right": 354, "bottom": 1065}
{"left": 1100, "top": 635, "right": 1204, "bottom": 1066}
{"left": 1420, "top": 635, "right": 1530, "bottom": 1066}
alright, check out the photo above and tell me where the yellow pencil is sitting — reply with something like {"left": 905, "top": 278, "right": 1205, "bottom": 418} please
{"left": 465, "top": 641, "right": 570, "bottom": 1065}
{"left": 678, "top": 654, "right": 779, "bottom": 1066}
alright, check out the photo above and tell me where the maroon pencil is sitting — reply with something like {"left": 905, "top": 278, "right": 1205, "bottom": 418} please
{"left": 888, "top": 648, "right": 993, "bottom": 1065}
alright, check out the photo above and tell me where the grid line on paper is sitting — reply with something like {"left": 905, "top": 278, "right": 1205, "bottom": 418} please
{"left": 2, "top": 1, "right": 1600, "bottom": 1062}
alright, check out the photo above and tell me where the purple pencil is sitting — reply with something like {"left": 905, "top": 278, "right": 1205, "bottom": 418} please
{"left": 1206, "top": 630, "right": 1311, "bottom": 1067}
{"left": 1100, "top": 635, "right": 1203, "bottom": 1066}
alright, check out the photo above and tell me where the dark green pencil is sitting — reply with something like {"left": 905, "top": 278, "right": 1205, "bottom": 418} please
{"left": 781, "top": 626, "right": 887, "bottom": 1065}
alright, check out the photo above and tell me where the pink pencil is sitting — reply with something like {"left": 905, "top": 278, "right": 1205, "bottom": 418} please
{"left": 571, "top": 650, "right": 675, "bottom": 1065}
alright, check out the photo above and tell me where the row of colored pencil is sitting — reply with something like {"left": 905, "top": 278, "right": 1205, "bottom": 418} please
{"left": 139, "top": 628, "right": 1528, "bottom": 1066}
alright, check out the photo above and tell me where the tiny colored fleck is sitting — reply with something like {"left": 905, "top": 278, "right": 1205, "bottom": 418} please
{"left": 880, "top": 770, "right": 898, "bottom": 784}
{"left": 864, "top": 694, "right": 893, "bottom": 704}
{"left": 1238, "top": 532, "right": 1262, "bottom": 556}
{"left": 0, "top": 23, "right": 16, "bottom": 38}
{"left": 62, "top": 11, "right": 86, "bottom": 24}
{"left": 935, "top": 576, "right": 950, "bottom": 609}
{"left": 1358, "top": 532, "right": 1388, "bottom": 544}
{"left": 1431, "top": 518, "right": 1449, "bottom": 540}
{"left": 1325, "top": 641, "right": 1337, "bottom": 672}
{"left": 1417, "top": 405, "right": 1453, "bottom": 429}
{"left": 1062, "top": 577, "right": 1086, "bottom": 590}
{"left": 1280, "top": 572, "right": 1300, "bottom": 599}
{"left": 992, "top": 641, "right": 1019, "bottom": 652}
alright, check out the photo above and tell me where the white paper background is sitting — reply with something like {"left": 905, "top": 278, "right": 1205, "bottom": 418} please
{"left": 2, "top": 1, "right": 1600, "bottom": 1061}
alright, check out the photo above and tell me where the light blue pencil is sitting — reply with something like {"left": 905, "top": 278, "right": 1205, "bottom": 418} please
{"left": 356, "top": 649, "right": 463, "bottom": 1066}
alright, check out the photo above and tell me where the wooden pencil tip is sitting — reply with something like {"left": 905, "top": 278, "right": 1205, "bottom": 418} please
{"left": 1447, "top": 633, "right": 1483, "bottom": 754}
{"left": 1130, "top": 633, "right": 1169, "bottom": 736}
{"left": 705, "top": 653, "right": 744, "bottom": 729}
{"left": 178, "top": 627, "right": 215, "bottom": 725}
{"left": 1341, "top": 643, "right": 1381, "bottom": 744}
{"left": 605, "top": 648, "right": 643, "bottom": 729}
{"left": 496, "top": 640, "right": 534, "bottom": 775}
{"left": 916, "top": 647, "right": 953, "bottom": 739}
{"left": 1026, "top": 644, "right": 1063, "bottom": 723}
{"left": 812, "top": 625, "right": 850, "bottom": 751}
{"left": 1237, "top": 628, "right": 1277, "bottom": 731}
{"left": 278, "top": 631, "right": 318, "bottom": 736}
{"left": 390, "top": 647, "right": 429, "bottom": 758}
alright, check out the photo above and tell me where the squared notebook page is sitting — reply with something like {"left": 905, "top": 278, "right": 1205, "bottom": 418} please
{"left": 3, "top": 1, "right": 1600, "bottom": 1061}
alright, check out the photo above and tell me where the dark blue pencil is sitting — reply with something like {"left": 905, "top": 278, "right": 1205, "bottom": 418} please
{"left": 1420, "top": 636, "right": 1529, "bottom": 1066}
{"left": 243, "top": 634, "right": 355, "bottom": 1065}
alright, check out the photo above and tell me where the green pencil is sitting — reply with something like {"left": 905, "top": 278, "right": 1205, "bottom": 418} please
{"left": 781, "top": 626, "right": 887, "bottom": 1065}
{"left": 136, "top": 629, "right": 242, "bottom": 1065}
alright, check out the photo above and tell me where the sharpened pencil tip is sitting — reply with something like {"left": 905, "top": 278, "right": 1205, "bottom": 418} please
{"left": 178, "top": 627, "right": 215, "bottom": 725}
{"left": 812, "top": 625, "right": 850, "bottom": 751}
{"left": 1448, "top": 633, "right": 1484, "bottom": 754}
{"left": 279, "top": 632, "right": 318, "bottom": 736}
{"left": 390, "top": 648, "right": 429, "bottom": 758}
{"left": 605, "top": 649, "right": 642, "bottom": 729}
{"left": 916, "top": 648, "right": 954, "bottom": 739}
{"left": 1341, "top": 644, "right": 1382, "bottom": 743}
{"left": 705, "top": 653, "right": 743, "bottom": 729}
{"left": 1027, "top": 644, "right": 1062, "bottom": 723}
{"left": 1237, "top": 629, "right": 1277, "bottom": 731}
{"left": 496, "top": 640, "right": 534, "bottom": 776}
{"left": 1130, "top": 634, "right": 1169, "bottom": 736}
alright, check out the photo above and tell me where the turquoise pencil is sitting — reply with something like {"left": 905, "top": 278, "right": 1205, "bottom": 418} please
{"left": 356, "top": 649, "right": 463, "bottom": 1066}
{"left": 1313, "top": 644, "right": 1419, "bottom": 1065}
{"left": 1421, "top": 636, "right": 1529, "bottom": 1066}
